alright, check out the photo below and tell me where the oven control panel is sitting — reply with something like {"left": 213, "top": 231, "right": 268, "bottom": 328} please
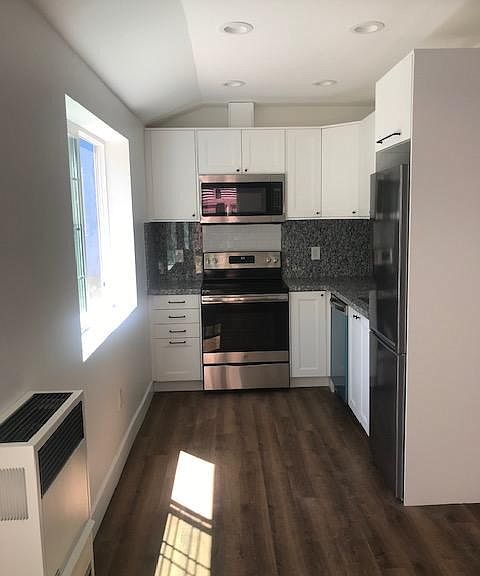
{"left": 203, "top": 251, "right": 281, "bottom": 270}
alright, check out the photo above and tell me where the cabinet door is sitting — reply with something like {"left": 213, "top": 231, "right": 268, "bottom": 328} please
{"left": 321, "top": 123, "right": 360, "bottom": 218}
{"left": 152, "top": 338, "right": 201, "bottom": 381}
{"left": 375, "top": 52, "right": 413, "bottom": 151}
{"left": 197, "top": 130, "right": 242, "bottom": 174}
{"left": 290, "top": 291, "right": 328, "bottom": 377}
{"left": 286, "top": 129, "right": 322, "bottom": 219}
{"left": 146, "top": 130, "right": 198, "bottom": 221}
{"left": 241, "top": 129, "right": 285, "bottom": 173}
{"left": 358, "top": 112, "right": 375, "bottom": 218}
{"left": 348, "top": 309, "right": 369, "bottom": 433}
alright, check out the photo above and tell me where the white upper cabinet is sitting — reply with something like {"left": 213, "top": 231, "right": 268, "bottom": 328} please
{"left": 145, "top": 129, "right": 198, "bottom": 221}
{"left": 358, "top": 112, "right": 375, "bottom": 218}
{"left": 197, "top": 129, "right": 242, "bottom": 174}
{"left": 321, "top": 123, "right": 361, "bottom": 218}
{"left": 290, "top": 291, "right": 328, "bottom": 378}
{"left": 286, "top": 129, "right": 322, "bottom": 219}
{"left": 348, "top": 309, "right": 369, "bottom": 434}
{"left": 375, "top": 52, "right": 413, "bottom": 151}
{"left": 241, "top": 129, "right": 285, "bottom": 173}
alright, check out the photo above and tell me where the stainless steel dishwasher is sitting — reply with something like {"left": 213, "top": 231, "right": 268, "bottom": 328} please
{"left": 330, "top": 295, "right": 348, "bottom": 403}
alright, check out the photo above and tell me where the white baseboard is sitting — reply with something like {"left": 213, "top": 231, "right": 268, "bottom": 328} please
{"left": 290, "top": 376, "right": 331, "bottom": 388}
{"left": 91, "top": 381, "right": 154, "bottom": 536}
{"left": 153, "top": 380, "right": 203, "bottom": 392}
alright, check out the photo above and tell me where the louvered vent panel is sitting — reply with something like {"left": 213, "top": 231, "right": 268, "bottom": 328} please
{"left": 0, "top": 467, "right": 28, "bottom": 521}
{"left": 38, "top": 402, "right": 84, "bottom": 497}
{"left": 0, "top": 393, "right": 72, "bottom": 443}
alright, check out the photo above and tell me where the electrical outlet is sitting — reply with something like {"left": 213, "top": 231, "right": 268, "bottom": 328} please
{"left": 311, "top": 246, "right": 321, "bottom": 260}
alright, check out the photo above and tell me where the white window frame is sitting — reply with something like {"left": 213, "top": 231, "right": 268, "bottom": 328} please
{"left": 66, "top": 95, "right": 137, "bottom": 362}
{"left": 67, "top": 121, "right": 112, "bottom": 334}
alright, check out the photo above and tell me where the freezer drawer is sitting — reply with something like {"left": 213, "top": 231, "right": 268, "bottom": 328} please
{"left": 369, "top": 330, "right": 405, "bottom": 499}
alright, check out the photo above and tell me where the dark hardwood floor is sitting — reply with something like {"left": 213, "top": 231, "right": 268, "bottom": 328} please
{"left": 94, "top": 388, "right": 480, "bottom": 575}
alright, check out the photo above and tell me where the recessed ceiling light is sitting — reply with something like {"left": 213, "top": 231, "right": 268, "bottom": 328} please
{"left": 221, "top": 21, "right": 254, "bottom": 35}
{"left": 223, "top": 80, "right": 246, "bottom": 87}
{"left": 352, "top": 21, "right": 385, "bottom": 34}
{"left": 313, "top": 80, "right": 337, "bottom": 87}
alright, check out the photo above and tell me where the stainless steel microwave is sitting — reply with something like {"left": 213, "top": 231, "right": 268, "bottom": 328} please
{"left": 199, "top": 174, "right": 285, "bottom": 224}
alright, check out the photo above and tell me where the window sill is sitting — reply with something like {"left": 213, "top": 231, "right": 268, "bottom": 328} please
{"left": 81, "top": 302, "right": 137, "bottom": 361}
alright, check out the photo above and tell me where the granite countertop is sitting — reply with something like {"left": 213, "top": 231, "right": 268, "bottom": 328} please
{"left": 283, "top": 276, "right": 375, "bottom": 318}
{"left": 147, "top": 275, "right": 374, "bottom": 318}
{"left": 148, "top": 278, "right": 203, "bottom": 295}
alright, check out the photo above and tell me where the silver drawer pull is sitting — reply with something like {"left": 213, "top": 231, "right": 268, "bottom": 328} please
{"left": 168, "top": 300, "right": 186, "bottom": 304}
{"left": 168, "top": 314, "right": 186, "bottom": 319}
{"left": 169, "top": 329, "right": 186, "bottom": 334}
{"left": 169, "top": 340, "right": 186, "bottom": 345}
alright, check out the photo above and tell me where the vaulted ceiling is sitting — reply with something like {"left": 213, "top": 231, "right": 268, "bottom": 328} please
{"left": 29, "top": 0, "right": 480, "bottom": 124}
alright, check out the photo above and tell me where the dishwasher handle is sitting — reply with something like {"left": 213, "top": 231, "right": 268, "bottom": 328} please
{"left": 330, "top": 295, "right": 347, "bottom": 313}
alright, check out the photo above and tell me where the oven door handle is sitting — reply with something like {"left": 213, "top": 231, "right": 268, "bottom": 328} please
{"left": 201, "top": 293, "right": 289, "bottom": 304}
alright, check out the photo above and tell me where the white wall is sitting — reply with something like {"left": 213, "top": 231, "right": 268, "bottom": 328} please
{"left": 0, "top": 0, "right": 150, "bottom": 526}
{"left": 404, "top": 49, "right": 480, "bottom": 505}
{"left": 156, "top": 103, "right": 374, "bottom": 128}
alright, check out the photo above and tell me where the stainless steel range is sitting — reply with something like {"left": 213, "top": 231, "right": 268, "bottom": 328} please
{"left": 201, "top": 251, "right": 290, "bottom": 390}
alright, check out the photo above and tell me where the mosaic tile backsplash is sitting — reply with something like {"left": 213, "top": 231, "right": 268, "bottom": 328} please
{"left": 144, "top": 222, "right": 202, "bottom": 291}
{"left": 145, "top": 219, "right": 372, "bottom": 291}
{"left": 282, "top": 219, "right": 372, "bottom": 278}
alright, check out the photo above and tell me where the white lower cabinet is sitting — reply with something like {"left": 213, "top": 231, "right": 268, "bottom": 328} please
{"left": 152, "top": 338, "right": 201, "bottom": 382}
{"left": 348, "top": 308, "right": 369, "bottom": 433}
{"left": 290, "top": 291, "right": 328, "bottom": 378}
{"left": 150, "top": 294, "right": 201, "bottom": 382}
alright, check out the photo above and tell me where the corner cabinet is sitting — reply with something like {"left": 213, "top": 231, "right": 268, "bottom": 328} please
{"left": 375, "top": 52, "right": 413, "bottom": 151}
{"left": 197, "top": 128, "right": 285, "bottom": 174}
{"left": 145, "top": 129, "right": 198, "bottom": 221}
{"left": 348, "top": 308, "right": 369, "bottom": 433}
{"left": 290, "top": 291, "right": 328, "bottom": 378}
{"left": 286, "top": 120, "right": 373, "bottom": 220}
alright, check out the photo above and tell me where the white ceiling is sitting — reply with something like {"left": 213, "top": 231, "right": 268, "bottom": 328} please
{"left": 29, "top": 0, "right": 480, "bottom": 124}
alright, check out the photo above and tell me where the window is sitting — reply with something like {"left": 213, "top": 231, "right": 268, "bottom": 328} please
{"left": 65, "top": 96, "right": 137, "bottom": 360}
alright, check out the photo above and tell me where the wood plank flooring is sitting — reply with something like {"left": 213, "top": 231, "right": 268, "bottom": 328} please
{"left": 94, "top": 388, "right": 480, "bottom": 575}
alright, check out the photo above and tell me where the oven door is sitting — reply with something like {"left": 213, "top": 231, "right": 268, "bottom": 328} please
{"left": 201, "top": 294, "right": 289, "bottom": 364}
{"left": 200, "top": 175, "right": 285, "bottom": 223}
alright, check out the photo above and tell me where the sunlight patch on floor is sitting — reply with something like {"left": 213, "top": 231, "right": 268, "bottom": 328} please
{"left": 155, "top": 451, "right": 215, "bottom": 576}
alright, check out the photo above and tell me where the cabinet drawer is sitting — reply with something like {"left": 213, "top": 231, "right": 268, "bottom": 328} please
{"left": 150, "top": 294, "right": 200, "bottom": 310}
{"left": 152, "top": 337, "right": 201, "bottom": 382}
{"left": 151, "top": 323, "right": 200, "bottom": 339}
{"left": 151, "top": 308, "right": 200, "bottom": 324}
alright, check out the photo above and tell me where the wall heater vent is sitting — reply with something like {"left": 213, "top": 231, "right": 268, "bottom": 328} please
{"left": 0, "top": 392, "right": 72, "bottom": 443}
{"left": 0, "top": 390, "right": 94, "bottom": 576}
{"left": 38, "top": 402, "right": 84, "bottom": 496}
{"left": 0, "top": 467, "right": 28, "bottom": 521}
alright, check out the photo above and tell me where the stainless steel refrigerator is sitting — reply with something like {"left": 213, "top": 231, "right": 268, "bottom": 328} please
{"left": 370, "top": 163, "right": 409, "bottom": 500}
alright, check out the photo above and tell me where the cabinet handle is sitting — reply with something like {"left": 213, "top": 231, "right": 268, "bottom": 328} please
{"left": 192, "top": 213, "right": 196, "bottom": 217}
{"left": 376, "top": 131, "right": 401, "bottom": 145}
{"left": 315, "top": 211, "right": 320, "bottom": 215}
{"left": 352, "top": 210, "right": 357, "bottom": 214}
{"left": 169, "top": 329, "right": 186, "bottom": 334}
{"left": 244, "top": 168, "right": 248, "bottom": 172}
{"left": 236, "top": 168, "right": 240, "bottom": 172}
{"left": 168, "top": 314, "right": 186, "bottom": 319}
{"left": 169, "top": 340, "right": 186, "bottom": 345}
{"left": 168, "top": 300, "right": 186, "bottom": 304}
{"left": 353, "top": 314, "right": 360, "bottom": 320}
